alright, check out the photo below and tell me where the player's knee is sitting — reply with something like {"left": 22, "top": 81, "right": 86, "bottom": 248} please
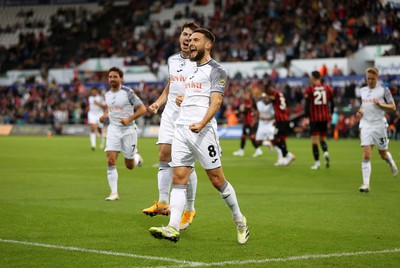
{"left": 107, "top": 158, "right": 117, "bottom": 166}
{"left": 208, "top": 174, "right": 225, "bottom": 188}
{"left": 159, "top": 153, "right": 171, "bottom": 163}
{"left": 125, "top": 159, "right": 134, "bottom": 169}
{"left": 363, "top": 154, "right": 371, "bottom": 161}
{"left": 158, "top": 147, "right": 171, "bottom": 162}
{"left": 126, "top": 164, "right": 134, "bottom": 170}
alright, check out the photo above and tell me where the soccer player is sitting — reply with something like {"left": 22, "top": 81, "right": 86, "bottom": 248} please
{"left": 99, "top": 67, "right": 146, "bottom": 201}
{"left": 304, "top": 71, "right": 334, "bottom": 170}
{"left": 264, "top": 81, "right": 296, "bottom": 166}
{"left": 149, "top": 28, "right": 249, "bottom": 244}
{"left": 356, "top": 67, "right": 398, "bottom": 193}
{"left": 232, "top": 91, "right": 262, "bottom": 157}
{"left": 255, "top": 93, "right": 275, "bottom": 153}
{"left": 88, "top": 87, "right": 106, "bottom": 150}
{"left": 144, "top": 22, "right": 199, "bottom": 230}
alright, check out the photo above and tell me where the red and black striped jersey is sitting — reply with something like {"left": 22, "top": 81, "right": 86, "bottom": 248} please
{"left": 304, "top": 83, "right": 333, "bottom": 122}
{"left": 270, "top": 90, "right": 289, "bottom": 122}
{"left": 242, "top": 99, "right": 256, "bottom": 125}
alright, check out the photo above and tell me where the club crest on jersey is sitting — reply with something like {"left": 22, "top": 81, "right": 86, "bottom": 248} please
{"left": 170, "top": 74, "right": 186, "bottom": 82}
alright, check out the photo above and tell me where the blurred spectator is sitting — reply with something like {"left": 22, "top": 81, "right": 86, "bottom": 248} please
{"left": 1, "top": 1, "right": 400, "bottom": 74}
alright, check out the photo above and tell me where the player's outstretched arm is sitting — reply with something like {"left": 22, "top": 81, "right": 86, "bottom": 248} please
{"left": 148, "top": 81, "right": 170, "bottom": 114}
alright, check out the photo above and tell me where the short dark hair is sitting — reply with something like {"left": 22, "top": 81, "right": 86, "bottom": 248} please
{"left": 109, "top": 67, "right": 123, "bottom": 78}
{"left": 311, "top": 71, "right": 321, "bottom": 79}
{"left": 192, "top": 28, "right": 215, "bottom": 43}
{"left": 181, "top": 21, "right": 199, "bottom": 32}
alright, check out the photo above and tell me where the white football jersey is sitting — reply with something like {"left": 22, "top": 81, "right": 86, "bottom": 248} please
{"left": 256, "top": 100, "right": 275, "bottom": 120}
{"left": 163, "top": 52, "right": 197, "bottom": 122}
{"left": 359, "top": 84, "right": 394, "bottom": 129}
{"left": 88, "top": 95, "right": 105, "bottom": 114}
{"left": 105, "top": 85, "right": 143, "bottom": 127}
{"left": 177, "top": 59, "right": 226, "bottom": 126}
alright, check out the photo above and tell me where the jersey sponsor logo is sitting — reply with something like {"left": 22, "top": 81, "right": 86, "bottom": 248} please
{"left": 177, "top": 69, "right": 183, "bottom": 72}
{"left": 185, "top": 81, "right": 202, "bottom": 89}
{"left": 211, "top": 158, "right": 218, "bottom": 163}
{"left": 170, "top": 74, "right": 186, "bottom": 82}
{"left": 362, "top": 98, "right": 376, "bottom": 103}
{"left": 109, "top": 106, "right": 123, "bottom": 112}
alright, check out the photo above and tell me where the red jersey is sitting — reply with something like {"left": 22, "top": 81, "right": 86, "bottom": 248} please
{"left": 242, "top": 99, "right": 256, "bottom": 125}
{"left": 270, "top": 90, "right": 289, "bottom": 122}
{"left": 304, "top": 83, "right": 333, "bottom": 122}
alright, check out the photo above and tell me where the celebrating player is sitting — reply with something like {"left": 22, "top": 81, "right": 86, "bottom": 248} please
{"left": 149, "top": 28, "right": 249, "bottom": 244}
{"left": 100, "top": 67, "right": 145, "bottom": 201}
{"left": 143, "top": 22, "right": 199, "bottom": 230}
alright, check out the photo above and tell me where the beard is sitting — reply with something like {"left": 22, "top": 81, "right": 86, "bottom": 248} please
{"left": 110, "top": 81, "right": 120, "bottom": 90}
{"left": 190, "top": 48, "right": 205, "bottom": 62}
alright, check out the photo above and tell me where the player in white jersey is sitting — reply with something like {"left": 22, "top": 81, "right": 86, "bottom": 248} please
{"left": 356, "top": 67, "right": 398, "bottom": 193}
{"left": 149, "top": 28, "right": 249, "bottom": 244}
{"left": 88, "top": 87, "right": 106, "bottom": 150}
{"left": 144, "top": 22, "right": 199, "bottom": 230}
{"left": 255, "top": 93, "right": 275, "bottom": 154}
{"left": 99, "top": 67, "right": 146, "bottom": 201}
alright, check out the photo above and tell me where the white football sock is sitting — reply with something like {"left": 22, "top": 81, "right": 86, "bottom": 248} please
{"left": 185, "top": 168, "right": 197, "bottom": 212}
{"left": 219, "top": 181, "right": 243, "bottom": 224}
{"left": 385, "top": 152, "right": 394, "bottom": 165}
{"left": 90, "top": 133, "right": 96, "bottom": 148}
{"left": 107, "top": 166, "right": 118, "bottom": 194}
{"left": 362, "top": 160, "right": 371, "bottom": 185}
{"left": 133, "top": 153, "right": 140, "bottom": 167}
{"left": 158, "top": 162, "right": 172, "bottom": 204}
{"left": 168, "top": 185, "right": 187, "bottom": 231}
{"left": 100, "top": 132, "right": 105, "bottom": 147}
{"left": 274, "top": 145, "right": 283, "bottom": 160}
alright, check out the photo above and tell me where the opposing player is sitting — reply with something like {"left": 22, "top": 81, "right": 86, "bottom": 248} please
{"left": 232, "top": 91, "right": 262, "bottom": 157}
{"left": 88, "top": 87, "right": 106, "bottom": 150}
{"left": 255, "top": 93, "right": 275, "bottom": 153}
{"left": 149, "top": 28, "right": 249, "bottom": 244}
{"left": 356, "top": 67, "right": 398, "bottom": 193}
{"left": 304, "top": 71, "right": 334, "bottom": 170}
{"left": 264, "top": 81, "right": 296, "bottom": 166}
{"left": 100, "top": 67, "right": 146, "bottom": 201}
{"left": 144, "top": 22, "right": 199, "bottom": 230}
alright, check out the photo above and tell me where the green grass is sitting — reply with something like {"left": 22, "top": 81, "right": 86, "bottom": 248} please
{"left": 0, "top": 136, "right": 399, "bottom": 267}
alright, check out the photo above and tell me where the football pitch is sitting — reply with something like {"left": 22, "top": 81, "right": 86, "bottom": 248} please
{"left": 0, "top": 136, "right": 399, "bottom": 267}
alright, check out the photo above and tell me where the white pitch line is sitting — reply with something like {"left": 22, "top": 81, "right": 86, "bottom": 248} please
{"left": 0, "top": 238, "right": 204, "bottom": 266}
{"left": 185, "top": 248, "right": 400, "bottom": 267}
{"left": 135, "top": 248, "right": 400, "bottom": 268}
{"left": 1, "top": 238, "right": 399, "bottom": 268}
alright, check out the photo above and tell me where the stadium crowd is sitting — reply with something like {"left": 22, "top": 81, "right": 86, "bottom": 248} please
{"left": 1, "top": 0, "right": 400, "bottom": 138}
{"left": 1, "top": 75, "right": 400, "bottom": 138}
{"left": 1, "top": 0, "right": 399, "bottom": 74}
